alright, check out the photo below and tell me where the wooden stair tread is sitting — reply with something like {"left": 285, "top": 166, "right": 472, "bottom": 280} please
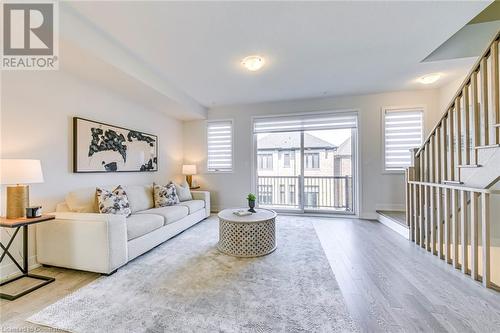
{"left": 493, "top": 123, "right": 500, "bottom": 128}
{"left": 458, "top": 164, "right": 481, "bottom": 168}
{"left": 376, "top": 210, "right": 407, "bottom": 226}
{"left": 442, "top": 180, "right": 464, "bottom": 185}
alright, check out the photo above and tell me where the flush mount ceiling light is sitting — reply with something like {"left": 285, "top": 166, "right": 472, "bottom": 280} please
{"left": 417, "top": 73, "right": 442, "bottom": 84}
{"left": 241, "top": 55, "right": 265, "bottom": 71}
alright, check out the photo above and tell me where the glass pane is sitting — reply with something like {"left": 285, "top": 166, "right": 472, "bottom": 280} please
{"left": 303, "top": 129, "right": 354, "bottom": 212}
{"left": 256, "top": 132, "right": 301, "bottom": 210}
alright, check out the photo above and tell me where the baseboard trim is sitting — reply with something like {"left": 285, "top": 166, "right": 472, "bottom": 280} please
{"left": 1, "top": 255, "right": 40, "bottom": 281}
{"left": 377, "top": 213, "right": 409, "bottom": 240}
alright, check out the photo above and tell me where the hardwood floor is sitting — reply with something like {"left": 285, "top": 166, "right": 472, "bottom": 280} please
{"left": 0, "top": 266, "right": 99, "bottom": 331}
{"left": 1, "top": 217, "right": 499, "bottom": 332}
{"left": 313, "top": 217, "right": 500, "bottom": 333}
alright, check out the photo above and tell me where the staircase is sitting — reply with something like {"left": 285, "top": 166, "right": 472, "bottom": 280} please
{"left": 405, "top": 31, "right": 500, "bottom": 290}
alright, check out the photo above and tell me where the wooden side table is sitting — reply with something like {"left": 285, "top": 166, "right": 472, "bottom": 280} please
{"left": 0, "top": 215, "right": 55, "bottom": 300}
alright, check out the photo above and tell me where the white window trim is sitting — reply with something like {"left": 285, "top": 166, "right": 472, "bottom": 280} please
{"left": 206, "top": 119, "right": 234, "bottom": 173}
{"left": 381, "top": 105, "right": 425, "bottom": 174}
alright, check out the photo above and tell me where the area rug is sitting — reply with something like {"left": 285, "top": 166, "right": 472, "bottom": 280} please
{"left": 28, "top": 216, "right": 358, "bottom": 332}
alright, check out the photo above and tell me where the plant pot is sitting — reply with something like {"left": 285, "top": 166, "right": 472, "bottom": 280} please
{"left": 248, "top": 199, "right": 256, "bottom": 213}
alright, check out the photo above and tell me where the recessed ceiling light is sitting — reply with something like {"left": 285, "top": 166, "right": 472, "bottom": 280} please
{"left": 417, "top": 73, "right": 441, "bottom": 84}
{"left": 241, "top": 55, "right": 265, "bottom": 71}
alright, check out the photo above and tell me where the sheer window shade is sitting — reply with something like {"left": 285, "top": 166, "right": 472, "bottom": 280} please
{"left": 207, "top": 120, "right": 233, "bottom": 172}
{"left": 253, "top": 112, "right": 357, "bottom": 133}
{"left": 383, "top": 108, "right": 423, "bottom": 171}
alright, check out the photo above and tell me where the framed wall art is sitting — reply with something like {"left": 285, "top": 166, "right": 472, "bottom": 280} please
{"left": 73, "top": 117, "right": 158, "bottom": 173}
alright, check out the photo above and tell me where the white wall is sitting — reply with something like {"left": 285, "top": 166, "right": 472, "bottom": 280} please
{"left": 183, "top": 89, "right": 441, "bottom": 218}
{"left": 438, "top": 77, "right": 466, "bottom": 112}
{"left": 0, "top": 70, "right": 184, "bottom": 278}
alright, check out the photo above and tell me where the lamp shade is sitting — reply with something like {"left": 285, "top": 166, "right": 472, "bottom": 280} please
{"left": 1, "top": 159, "right": 44, "bottom": 185}
{"left": 182, "top": 164, "right": 197, "bottom": 175}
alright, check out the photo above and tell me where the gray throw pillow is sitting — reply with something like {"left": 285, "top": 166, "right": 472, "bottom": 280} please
{"left": 96, "top": 185, "right": 132, "bottom": 217}
{"left": 154, "top": 182, "right": 180, "bottom": 207}
{"left": 175, "top": 181, "right": 193, "bottom": 202}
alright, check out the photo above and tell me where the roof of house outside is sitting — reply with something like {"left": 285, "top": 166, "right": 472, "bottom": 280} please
{"left": 335, "top": 137, "right": 351, "bottom": 156}
{"left": 257, "top": 133, "right": 337, "bottom": 150}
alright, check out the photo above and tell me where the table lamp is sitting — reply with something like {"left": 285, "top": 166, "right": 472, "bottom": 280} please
{"left": 1, "top": 159, "right": 44, "bottom": 219}
{"left": 182, "top": 164, "right": 197, "bottom": 188}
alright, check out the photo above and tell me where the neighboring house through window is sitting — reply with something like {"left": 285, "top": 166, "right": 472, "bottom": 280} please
{"left": 280, "top": 184, "right": 285, "bottom": 204}
{"left": 305, "top": 152, "right": 320, "bottom": 169}
{"left": 283, "top": 152, "right": 291, "bottom": 168}
{"left": 304, "top": 185, "right": 319, "bottom": 207}
{"left": 258, "top": 185, "right": 273, "bottom": 204}
{"left": 258, "top": 153, "right": 273, "bottom": 170}
{"left": 289, "top": 184, "right": 296, "bottom": 205}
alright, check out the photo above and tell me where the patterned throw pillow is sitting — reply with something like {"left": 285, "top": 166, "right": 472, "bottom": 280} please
{"left": 154, "top": 182, "right": 180, "bottom": 207}
{"left": 96, "top": 185, "right": 132, "bottom": 217}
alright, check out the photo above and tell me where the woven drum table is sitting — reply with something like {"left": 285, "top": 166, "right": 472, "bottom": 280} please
{"left": 218, "top": 208, "right": 277, "bottom": 257}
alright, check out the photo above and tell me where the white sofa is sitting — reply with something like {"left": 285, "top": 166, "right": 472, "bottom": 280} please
{"left": 36, "top": 185, "right": 210, "bottom": 274}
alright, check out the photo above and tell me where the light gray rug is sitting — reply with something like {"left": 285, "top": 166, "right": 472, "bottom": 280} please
{"left": 28, "top": 216, "right": 358, "bottom": 333}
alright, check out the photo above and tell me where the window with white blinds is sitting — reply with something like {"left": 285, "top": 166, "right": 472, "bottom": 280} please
{"left": 207, "top": 120, "right": 233, "bottom": 172}
{"left": 383, "top": 107, "right": 423, "bottom": 171}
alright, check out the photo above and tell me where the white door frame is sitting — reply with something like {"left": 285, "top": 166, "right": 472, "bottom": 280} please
{"left": 251, "top": 109, "right": 360, "bottom": 217}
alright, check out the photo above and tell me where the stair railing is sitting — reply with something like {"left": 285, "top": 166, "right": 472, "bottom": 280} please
{"left": 405, "top": 30, "right": 500, "bottom": 290}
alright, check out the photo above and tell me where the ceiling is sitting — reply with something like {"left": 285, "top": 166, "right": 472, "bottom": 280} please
{"left": 65, "top": 1, "right": 491, "bottom": 109}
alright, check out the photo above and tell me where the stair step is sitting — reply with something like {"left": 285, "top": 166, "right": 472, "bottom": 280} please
{"left": 475, "top": 144, "right": 500, "bottom": 150}
{"left": 376, "top": 210, "right": 409, "bottom": 239}
{"left": 442, "top": 180, "right": 464, "bottom": 185}
{"left": 458, "top": 164, "right": 481, "bottom": 168}
{"left": 493, "top": 123, "right": 500, "bottom": 128}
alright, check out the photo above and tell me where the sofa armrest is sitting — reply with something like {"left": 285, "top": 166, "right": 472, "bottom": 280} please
{"left": 36, "top": 212, "right": 128, "bottom": 274}
{"left": 191, "top": 191, "right": 210, "bottom": 217}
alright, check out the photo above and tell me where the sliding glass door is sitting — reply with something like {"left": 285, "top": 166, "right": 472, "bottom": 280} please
{"left": 254, "top": 112, "right": 357, "bottom": 215}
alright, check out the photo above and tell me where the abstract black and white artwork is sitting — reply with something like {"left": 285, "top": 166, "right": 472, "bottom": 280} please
{"left": 73, "top": 117, "right": 158, "bottom": 173}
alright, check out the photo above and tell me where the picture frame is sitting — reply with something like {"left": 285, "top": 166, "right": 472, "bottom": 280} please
{"left": 73, "top": 117, "right": 158, "bottom": 173}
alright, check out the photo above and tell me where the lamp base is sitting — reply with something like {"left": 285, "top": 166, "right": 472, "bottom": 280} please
{"left": 186, "top": 175, "right": 193, "bottom": 188}
{"left": 6, "top": 185, "right": 29, "bottom": 219}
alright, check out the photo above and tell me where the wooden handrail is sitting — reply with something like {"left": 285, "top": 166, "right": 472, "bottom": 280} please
{"left": 416, "top": 30, "right": 500, "bottom": 157}
{"left": 408, "top": 181, "right": 500, "bottom": 194}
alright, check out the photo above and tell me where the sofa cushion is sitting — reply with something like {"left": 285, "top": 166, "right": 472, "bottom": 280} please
{"left": 125, "top": 185, "right": 154, "bottom": 213}
{"left": 65, "top": 187, "right": 99, "bottom": 213}
{"left": 137, "top": 205, "right": 188, "bottom": 224}
{"left": 176, "top": 200, "right": 205, "bottom": 214}
{"left": 126, "top": 214, "right": 164, "bottom": 241}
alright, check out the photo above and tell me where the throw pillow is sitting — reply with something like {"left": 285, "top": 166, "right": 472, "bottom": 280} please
{"left": 96, "top": 185, "right": 132, "bottom": 217}
{"left": 154, "top": 182, "right": 180, "bottom": 207}
{"left": 175, "top": 181, "right": 193, "bottom": 202}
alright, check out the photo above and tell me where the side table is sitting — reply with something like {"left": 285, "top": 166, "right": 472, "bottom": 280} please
{"left": 0, "top": 215, "right": 55, "bottom": 300}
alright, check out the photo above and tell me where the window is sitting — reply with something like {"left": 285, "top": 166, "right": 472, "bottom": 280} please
{"left": 305, "top": 153, "right": 320, "bottom": 169}
{"left": 383, "top": 107, "right": 423, "bottom": 171}
{"left": 280, "top": 184, "right": 286, "bottom": 203}
{"left": 283, "top": 152, "right": 291, "bottom": 168}
{"left": 289, "top": 184, "right": 296, "bottom": 205}
{"left": 304, "top": 185, "right": 319, "bottom": 207}
{"left": 258, "top": 154, "right": 273, "bottom": 170}
{"left": 258, "top": 185, "right": 273, "bottom": 204}
{"left": 207, "top": 120, "right": 233, "bottom": 172}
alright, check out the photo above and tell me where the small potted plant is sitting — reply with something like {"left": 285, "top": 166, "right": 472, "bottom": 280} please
{"left": 247, "top": 193, "right": 256, "bottom": 213}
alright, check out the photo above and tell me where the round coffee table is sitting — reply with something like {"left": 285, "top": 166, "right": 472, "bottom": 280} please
{"left": 217, "top": 208, "right": 277, "bottom": 257}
